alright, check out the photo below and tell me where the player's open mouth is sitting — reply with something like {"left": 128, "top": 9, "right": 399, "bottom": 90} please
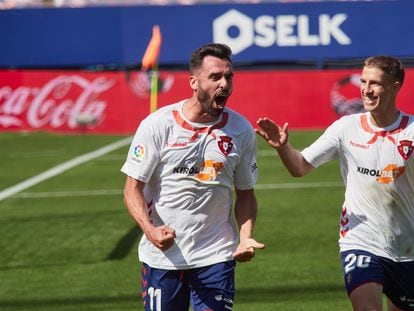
{"left": 215, "top": 92, "right": 228, "bottom": 108}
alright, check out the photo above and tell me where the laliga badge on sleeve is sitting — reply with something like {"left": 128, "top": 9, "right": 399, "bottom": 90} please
{"left": 132, "top": 144, "right": 145, "bottom": 164}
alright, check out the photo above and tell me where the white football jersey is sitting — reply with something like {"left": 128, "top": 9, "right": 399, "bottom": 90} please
{"left": 302, "top": 111, "right": 414, "bottom": 262}
{"left": 121, "top": 100, "right": 258, "bottom": 269}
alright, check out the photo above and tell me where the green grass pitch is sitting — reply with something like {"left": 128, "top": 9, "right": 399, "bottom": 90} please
{"left": 0, "top": 131, "right": 352, "bottom": 310}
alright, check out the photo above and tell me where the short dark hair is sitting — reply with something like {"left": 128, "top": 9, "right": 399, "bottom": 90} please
{"left": 364, "top": 55, "right": 405, "bottom": 86}
{"left": 189, "top": 43, "right": 232, "bottom": 74}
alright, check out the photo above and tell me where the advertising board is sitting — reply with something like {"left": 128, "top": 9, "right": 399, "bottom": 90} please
{"left": 1, "top": 68, "right": 413, "bottom": 134}
{"left": 1, "top": 1, "right": 413, "bottom": 68}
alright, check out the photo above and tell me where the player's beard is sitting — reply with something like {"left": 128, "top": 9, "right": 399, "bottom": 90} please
{"left": 196, "top": 88, "right": 229, "bottom": 119}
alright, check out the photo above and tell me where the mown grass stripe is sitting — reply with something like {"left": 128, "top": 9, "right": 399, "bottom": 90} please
{"left": 0, "top": 137, "right": 131, "bottom": 202}
{"left": 12, "top": 181, "right": 343, "bottom": 199}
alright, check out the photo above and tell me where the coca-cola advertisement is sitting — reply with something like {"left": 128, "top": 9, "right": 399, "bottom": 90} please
{"left": 1, "top": 69, "right": 414, "bottom": 134}
{"left": 0, "top": 70, "right": 181, "bottom": 134}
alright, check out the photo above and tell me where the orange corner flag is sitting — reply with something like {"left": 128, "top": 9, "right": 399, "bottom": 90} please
{"left": 141, "top": 25, "right": 162, "bottom": 71}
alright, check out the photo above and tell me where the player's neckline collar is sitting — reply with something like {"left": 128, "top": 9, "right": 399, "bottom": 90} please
{"left": 366, "top": 111, "right": 403, "bottom": 131}
{"left": 361, "top": 112, "right": 408, "bottom": 145}
{"left": 178, "top": 100, "right": 224, "bottom": 127}
{"left": 173, "top": 105, "right": 229, "bottom": 142}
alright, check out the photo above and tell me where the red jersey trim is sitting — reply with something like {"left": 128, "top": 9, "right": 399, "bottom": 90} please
{"left": 172, "top": 110, "right": 229, "bottom": 142}
{"left": 360, "top": 114, "right": 409, "bottom": 144}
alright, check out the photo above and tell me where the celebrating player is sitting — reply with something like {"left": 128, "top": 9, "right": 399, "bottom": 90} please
{"left": 121, "top": 43, "right": 265, "bottom": 311}
{"left": 256, "top": 55, "right": 414, "bottom": 311}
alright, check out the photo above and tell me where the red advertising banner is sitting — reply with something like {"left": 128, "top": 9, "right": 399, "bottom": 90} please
{"left": 1, "top": 69, "right": 413, "bottom": 134}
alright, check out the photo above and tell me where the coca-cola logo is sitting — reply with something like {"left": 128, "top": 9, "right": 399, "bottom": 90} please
{"left": 0, "top": 75, "right": 114, "bottom": 129}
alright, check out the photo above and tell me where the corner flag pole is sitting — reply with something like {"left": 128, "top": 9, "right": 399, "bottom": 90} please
{"left": 149, "top": 67, "right": 159, "bottom": 114}
{"left": 141, "top": 25, "right": 162, "bottom": 113}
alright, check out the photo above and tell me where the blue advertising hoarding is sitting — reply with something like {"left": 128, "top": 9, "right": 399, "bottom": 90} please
{"left": 0, "top": 0, "right": 413, "bottom": 68}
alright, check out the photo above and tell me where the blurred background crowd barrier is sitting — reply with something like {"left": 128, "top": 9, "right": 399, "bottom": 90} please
{"left": 0, "top": 0, "right": 380, "bottom": 9}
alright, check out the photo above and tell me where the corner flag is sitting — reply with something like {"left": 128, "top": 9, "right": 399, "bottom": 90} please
{"left": 141, "top": 25, "right": 162, "bottom": 71}
{"left": 141, "top": 25, "right": 162, "bottom": 113}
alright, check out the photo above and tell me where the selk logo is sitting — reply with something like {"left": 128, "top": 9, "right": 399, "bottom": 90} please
{"left": 213, "top": 9, "right": 351, "bottom": 54}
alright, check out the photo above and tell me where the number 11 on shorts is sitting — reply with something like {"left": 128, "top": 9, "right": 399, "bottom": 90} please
{"left": 148, "top": 287, "right": 161, "bottom": 310}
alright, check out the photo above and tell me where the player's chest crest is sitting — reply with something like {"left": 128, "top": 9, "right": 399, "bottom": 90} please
{"left": 217, "top": 136, "right": 233, "bottom": 156}
{"left": 397, "top": 140, "right": 414, "bottom": 160}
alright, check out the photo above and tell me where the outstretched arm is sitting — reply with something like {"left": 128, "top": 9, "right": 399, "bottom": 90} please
{"left": 256, "top": 117, "right": 314, "bottom": 177}
{"left": 255, "top": 117, "right": 289, "bottom": 149}
{"left": 123, "top": 176, "right": 175, "bottom": 251}
{"left": 233, "top": 188, "right": 265, "bottom": 262}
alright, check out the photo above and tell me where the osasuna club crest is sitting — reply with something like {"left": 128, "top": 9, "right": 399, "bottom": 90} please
{"left": 218, "top": 136, "right": 233, "bottom": 156}
{"left": 397, "top": 140, "right": 414, "bottom": 160}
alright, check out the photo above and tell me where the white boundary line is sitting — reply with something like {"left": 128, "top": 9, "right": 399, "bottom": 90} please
{"left": 15, "top": 189, "right": 123, "bottom": 198}
{"left": 12, "top": 181, "right": 344, "bottom": 199}
{"left": 0, "top": 137, "right": 132, "bottom": 202}
{"left": 255, "top": 181, "right": 343, "bottom": 189}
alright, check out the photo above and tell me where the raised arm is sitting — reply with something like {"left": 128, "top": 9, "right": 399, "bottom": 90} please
{"left": 255, "top": 117, "right": 314, "bottom": 177}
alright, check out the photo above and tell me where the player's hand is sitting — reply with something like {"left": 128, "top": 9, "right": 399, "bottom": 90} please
{"left": 146, "top": 225, "right": 176, "bottom": 251}
{"left": 233, "top": 238, "right": 265, "bottom": 262}
{"left": 255, "top": 118, "right": 289, "bottom": 150}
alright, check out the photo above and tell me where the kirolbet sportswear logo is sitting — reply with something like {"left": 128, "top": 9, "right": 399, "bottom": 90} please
{"left": 173, "top": 160, "right": 224, "bottom": 182}
{"left": 213, "top": 9, "right": 351, "bottom": 54}
{"left": 356, "top": 164, "right": 405, "bottom": 184}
